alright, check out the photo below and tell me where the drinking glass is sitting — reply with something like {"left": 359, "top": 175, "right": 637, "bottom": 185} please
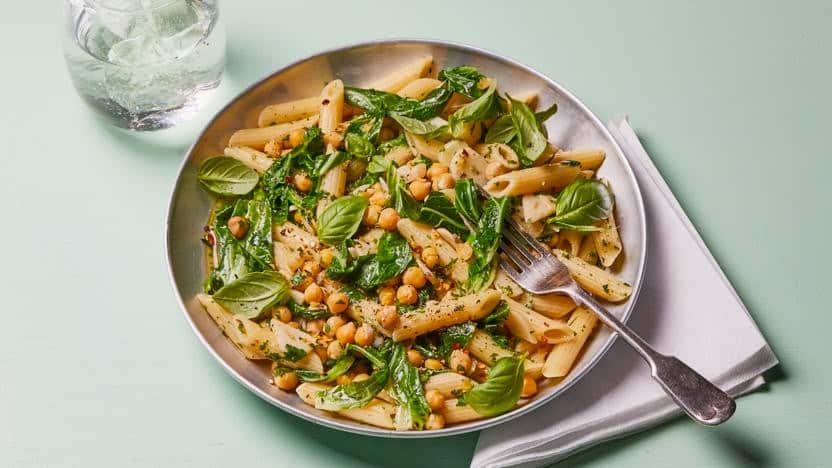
{"left": 63, "top": 0, "right": 226, "bottom": 131}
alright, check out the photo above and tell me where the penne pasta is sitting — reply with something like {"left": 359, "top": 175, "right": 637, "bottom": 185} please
{"left": 493, "top": 270, "right": 524, "bottom": 298}
{"left": 273, "top": 241, "right": 304, "bottom": 279}
{"left": 468, "top": 329, "right": 514, "bottom": 366}
{"left": 347, "top": 299, "right": 392, "bottom": 337}
{"left": 558, "top": 230, "right": 583, "bottom": 257}
{"left": 593, "top": 211, "right": 622, "bottom": 267}
{"left": 296, "top": 383, "right": 397, "bottom": 429}
{"left": 483, "top": 163, "right": 581, "bottom": 197}
{"left": 257, "top": 96, "right": 320, "bottom": 127}
{"left": 397, "top": 219, "right": 469, "bottom": 283}
{"left": 553, "top": 250, "right": 632, "bottom": 302}
{"left": 542, "top": 306, "right": 598, "bottom": 378}
{"left": 524, "top": 293, "right": 578, "bottom": 319}
{"left": 405, "top": 132, "right": 445, "bottom": 161}
{"left": 392, "top": 290, "right": 502, "bottom": 341}
{"left": 273, "top": 222, "right": 320, "bottom": 261}
{"left": 365, "top": 55, "right": 433, "bottom": 93}
{"left": 396, "top": 78, "right": 443, "bottom": 99}
{"left": 502, "top": 296, "right": 576, "bottom": 344}
{"left": 552, "top": 149, "right": 606, "bottom": 170}
{"left": 424, "top": 372, "right": 475, "bottom": 397}
{"left": 224, "top": 146, "right": 273, "bottom": 173}
{"left": 228, "top": 115, "right": 319, "bottom": 150}
{"left": 442, "top": 399, "right": 485, "bottom": 424}
{"left": 196, "top": 294, "right": 280, "bottom": 360}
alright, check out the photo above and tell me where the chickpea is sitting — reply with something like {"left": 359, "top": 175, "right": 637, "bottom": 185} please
{"left": 378, "top": 208, "right": 400, "bottom": 231}
{"left": 376, "top": 305, "right": 399, "bottom": 330}
{"left": 425, "top": 358, "right": 443, "bottom": 370}
{"left": 336, "top": 374, "right": 352, "bottom": 385}
{"left": 289, "top": 128, "right": 305, "bottom": 148}
{"left": 263, "top": 138, "right": 283, "bottom": 157}
{"left": 363, "top": 204, "right": 381, "bottom": 226}
{"left": 335, "top": 321, "right": 356, "bottom": 345}
{"left": 397, "top": 284, "right": 418, "bottom": 305}
{"left": 409, "top": 179, "right": 432, "bottom": 201}
{"left": 352, "top": 373, "right": 370, "bottom": 382}
{"left": 275, "top": 306, "right": 292, "bottom": 323}
{"left": 449, "top": 349, "right": 473, "bottom": 374}
{"left": 320, "top": 248, "right": 335, "bottom": 267}
{"left": 302, "top": 260, "right": 322, "bottom": 277}
{"left": 293, "top": 274, "right": 313, "bottom": 292}
{"left": 354, "top": 323, "right": 375, "bottom": 347}
{"left": 274, "top": 371, "right": 299, "bottom": 390}
{"left": 521, "top": 376, "right": 538, "bottom": 398}
{"left": 383, "top": 276, "right": 401, "bottom": 288}
{"left": 402, "top": 266, "right": 427, "bottom": 289}
{"left": 304, "top": 283, "right": 324, "bottom": 303}
{"left": 379, "top": 126, "right": 396, "bottom": 141}
{"left": 314, "top": 346, "right": 329, "bottom": 361}
{"left": 369, "top": 191, "right": 389, "bottom": 207}
{"left": 485, "top": 162, "right": 508, "bottom": 179}
{"left": 324, "top": 131, "right": 344, "bottom": 149}
{"left": 305, "top": 319, "right": 324, "bottom": 335}
{"left": 327, "top": 340, "right": 343, "bottom": 359}
{"left": 435, "top": 173, "right": 456, "bottom": 190}
{"left": 421, "top": 247, "right": 439, "bottom": 269}
{"left": 407, "top": 349, "right": 425, "bottom": 367}
{"left": 227, "top": 216, "right": 249, "bottom": 239}
{"left": 325, "top": 315, "right": 345, "bottom": 336}
{"left": 409, "top": 163, "right": 427, "bottom": 182}
{"left": 456, "top": 242, "right": 473, "bottom": 261}
{"left": 377, "top": 286, "right": 396, "bottom": 306}
{"left": 426, "top": 163, "right": 449, "bottom": 180}
{"left": 326, "top": 292, "right": 350, "bottom": 314}
{"left": 425, "top": 390, "right": 446, "bottom": 412}
{"left": 426, "top": 413, "right": 445, "bottom": 430}
{"left": 287, "top": 321, "right": 301, "bottom": 329}
{"left": 294, "top": 173, "right": 313, "bottom": 193}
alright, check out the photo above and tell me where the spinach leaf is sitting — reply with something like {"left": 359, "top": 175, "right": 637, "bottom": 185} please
{"left": 508, "top": 95, "right": 548, "bottom": 165}
{"left": 385, "top": 164, "right": 421, "bottom": 220}
{"left": 213, "top": 271, "right": 291, "bottom": 320}
{"left": 548, "top": 179, "right": 613, "bottom": 232}
{"left": 466, "top": 197, "right": 511, "bottom": 292}
{"left": 419, "top": 191, "right": 469, "bottom": 236}
{"left": 236, "top": 189, "right": 273, "bottom": 270}
{"left": 345, "top": 87, "right": 403, "bottom": 113}
{"left": 288, "top": 300, "right": 331, "bottom": 320}
{"left": 261, "top": 127, "right": 325, "bottom": 222}
{"left": 317, "top": 195, "right": 369, "bottom": 245}
{"left": 197, "top": 157, "right": 259, "bottom": 196}
{"left": 394, "top": 86, "right": 454, "bottom": 120}
{"left": 378, "top": 134, "right": 407, "bottom": 154}
{"left": 484, "top": 115, "right": 516, "bottom": 144}
{"left": 389, "top": 342, "right": 431, "bottom": 430}
{"left": 453, "top": 178, "right": 482, "bottom": 224}
{"left": 345, "top": 113, "right": 385, "bottom": 143}
{"left": 438, "top": 66, "right": 486, "bottom": 99}
{"left": 356, "top": 232, "right": 414, "bottom": 289}
{"left": 339, "top": 285, "right": 366, "bottom": 301}
{"left": 367, "top": 154, "right": 392, "bottom": 175}
{"left": 283, "top": 353, "right": 356, "bottom": 383}
{"left": 325, "top": 241, "right": 369, "bottom": 281}
{"left": 345, "top": 343, "right": 388, "bottom": 369}
{"left": 206, "top": 204, "right": 252, "bottom": 292}
{"left": 479, "top": 300, "right": 509, "bottom": 333}
{"left": 437, "top": 322, "right": 477, "bottom": 360}
{"left": 464, "top": 354, "right": 524, "bottom": 417}
{"left": 345, "top": 133, "right": 375, "bottom": 158}
{"left": 448, "top": 83, "right": 498, "bottom": 137}
{"left": 313, "top": 151, "right": 349, "bottom": 181}
{"left": 316, "top": 343, "right": 389, "bottom": 410}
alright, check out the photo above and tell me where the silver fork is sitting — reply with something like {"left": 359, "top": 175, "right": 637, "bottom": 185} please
{"left": 499, "top": 217, "right": 736, "bottom": 426}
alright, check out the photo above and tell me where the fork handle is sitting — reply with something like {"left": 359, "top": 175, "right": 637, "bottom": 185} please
{"left": 572, "top": 289, "right": 736, "bottom": 426}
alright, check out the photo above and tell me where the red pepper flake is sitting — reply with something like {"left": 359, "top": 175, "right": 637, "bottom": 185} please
{"left": 452, "top": 343, "right": 461, "bottom": 350}
{"left": 284, "top": 176, "right": 293, "bottom": 184}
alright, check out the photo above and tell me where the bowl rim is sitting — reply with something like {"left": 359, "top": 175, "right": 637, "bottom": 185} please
{"left": 166, "top": 37, "right": 647, "bottom": 438}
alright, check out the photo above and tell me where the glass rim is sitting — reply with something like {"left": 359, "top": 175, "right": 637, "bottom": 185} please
{"left": 83, "top": 0, "right": 184, "bottom": 13}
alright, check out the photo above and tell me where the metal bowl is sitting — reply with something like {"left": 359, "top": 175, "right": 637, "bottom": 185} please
{"left": 166, "top": 39, "right": 647, "bottom": 438}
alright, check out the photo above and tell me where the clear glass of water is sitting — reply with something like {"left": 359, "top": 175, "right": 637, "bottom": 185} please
{"left": 63, "top": 0, "right": 226, "bottom": 131}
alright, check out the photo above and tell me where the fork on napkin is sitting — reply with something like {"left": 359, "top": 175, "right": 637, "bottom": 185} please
{"left": 470, "top": 116, "right": 779, "bottom": 468}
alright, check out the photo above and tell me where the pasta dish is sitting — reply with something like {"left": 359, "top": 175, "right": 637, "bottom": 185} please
{"left": 194, "top": 55, "right": 631, "bottom": 431}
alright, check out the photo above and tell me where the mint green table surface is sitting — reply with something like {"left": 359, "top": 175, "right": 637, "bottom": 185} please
{"left": 2, "top": 1, "right": 828, "bottom": 466}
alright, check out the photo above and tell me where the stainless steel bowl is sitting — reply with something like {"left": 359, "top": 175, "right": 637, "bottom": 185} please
{"left": 166, "top": 39, "right": 647, "bottom": 438}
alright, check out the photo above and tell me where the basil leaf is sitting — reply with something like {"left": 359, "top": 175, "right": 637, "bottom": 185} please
{"left": 345, "top": 343, "right": 388, "bottom": 369}
{"left": 437, "top": 322, "right": 476, "bottom": 360}
{"left": 394, "top": 86, "right": 454, "bottom": 120}
{"left": 549, "top": 179, "right": 613, "bottom": 232}
{"left": 466, "top": 197, "right": 511, "bottom": 292}
{"left": 389, "top": 343, "right": 431, "bottom": 430}
{"left": 386, "top": 164, "right": 421, "bottom": 220}
{"left": 448, "top": 84, "right": 498, "bottom": 138}
{"left": 345, "top": 87, "right": 402, "bottom": 113}
{"left": 197, "top": 157, "right": 259, "bottom": 196}
{"left": 367, "top": 154, "right": 392, "bottom": 174}
{"left": 356, "top": 232, "right": 413, "bottom": 289}
{"left": 288, "top": 300, "right": 331, "bottom": 320}
{"left": 484, "top": 115, "right": 517, "bottom": 144}
{"left": 438, "top": 66, "right": 486, "bottom": 99}
{"left": 508, "top": 95, "right": 548, "bottom": 164}
{"left": 453, "top": 178, "right": 482, "bottom": 224}
{"left": 213, "top": 271, "right": 290, "bottom": 320}
{"left": 317, "top": 196, "right": 369, "bottom": 245}
{"left": 419, "top": 191, "right": 468, "bottom": 236}
{"left": 535, "top": 102, "right": 558, "bottom": 125}
{"left": 390, "top": 114, "right": 447, "bottom": 137}
{"left": 464, "top": 354, "right": 524, "bottom": 417}
{"left": 286, "top": 354, "right": 356, "bottom": 383}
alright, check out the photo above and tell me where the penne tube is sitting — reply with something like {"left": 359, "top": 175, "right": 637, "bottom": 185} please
{"left": 296, "top": 383, "right": 397, "bottom": 429}
{"left": 405, "top": 132, "right": 445, "bottom": 161}
{"left": 224, "top": 146, "right": 273, "bottom": 173}
{"left": 493, "top": 270, "right": 523, "bottom": 298}
{"left": 520, "top": 194, "right": 557, "bottom": 223}
{"left": 365, "top": 55, "right": 433, "bottom": 93}
{"left": 483, "top": 163, "right": 581, "bottom": 198}
{"left": 593, "top": 213, "right": 622, "bottom": 268}
{"left": 257, "top": 96, "right": 320, "bottom": 127}
{"left": 441, "top": 399, "right": 485, "bottom": 424}
{"left": 228, "top": 115, "right": 319, "bottom": 150}
{"left": 553, "top": 250, "right": 632, "bottom": 302}
{"left": 396, "top": 78, "right": 443, "bottom": 99}
{"left": 524, "top": 345, "right": 550, "bottom": 380}
{"left": 385, "top": 145, "right": 414, "bottom": 166}
{"left": 502, "top": 296, "right": 576, "bottom": 344}
{"left": 542, "top": 306, "right": 598, "bottom": 378}
{"left": 447, "top": 143, "right": 489, "bottom": 186}
{"left": 392, "top": 290, "right": 501, "bottom": 341}
{"left": 273, "top": 241, "right": 304, "bottom": 279}
{"left": 524, "top": 293, "right": 577, "bottom": 319}
{"left": 468, "top": 330, "right": 514, "bottom": 366}
{"left": 424, "top": 372, "right": 475, "bottom": 398}
{"left": 318, "top": 80, "right": 344, "bottom": 135}
{"left": 273, "top": 222, "right": 320, "bottom": 261}
{"left": 473, "top": 143, "right": 520, "bottom": 170}
{"left": 558, "top": 230, "right": 583, "bottom": 257}
{"left": 552, "top": 149, "right": 606, "bottom": 170}
{"left": 196, "top": 294, "right": 280, "bottom": 360}
{"left": 397, "top": 219, "right": 468, "bottom": 283}
{"left": 347, "top": 299, "right": 392, "bottom": 337}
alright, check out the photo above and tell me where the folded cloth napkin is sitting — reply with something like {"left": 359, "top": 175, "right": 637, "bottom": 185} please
{"left": 471, "top": 116, "right": 779, "bottom": 468}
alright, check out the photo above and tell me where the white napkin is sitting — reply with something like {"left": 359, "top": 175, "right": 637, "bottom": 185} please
{"left": 471, "top": 116, "right": 779, "bottom": 468}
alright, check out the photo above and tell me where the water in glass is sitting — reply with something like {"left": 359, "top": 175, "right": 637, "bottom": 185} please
{"left": 63, "top": 0, "right": 226, "bottom": 130}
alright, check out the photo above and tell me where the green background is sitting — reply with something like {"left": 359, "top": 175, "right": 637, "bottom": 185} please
{"left": 1, "top": 1, "right": 828, "bottom": 466}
